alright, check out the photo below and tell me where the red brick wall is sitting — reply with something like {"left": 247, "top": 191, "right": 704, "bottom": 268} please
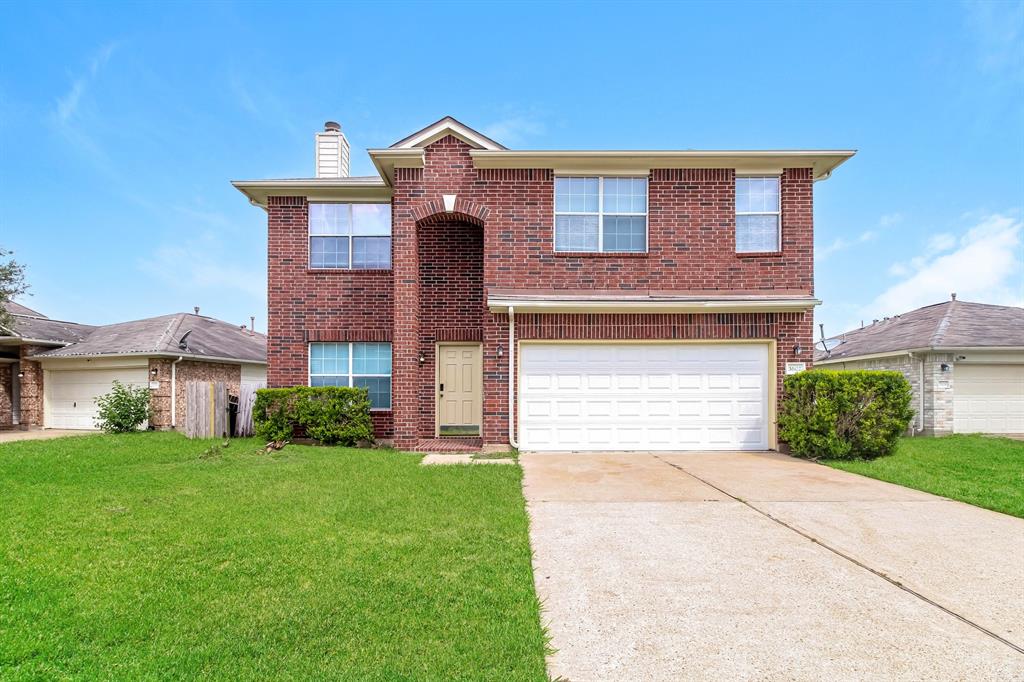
{"left": 473, "top": 161, "right": 813, "bottom": 294}
{"left": 266, "top": 134, "right": 816, "bottom": 446}
{"left": 266, "top": 195, "right": 395, "bottom": 438}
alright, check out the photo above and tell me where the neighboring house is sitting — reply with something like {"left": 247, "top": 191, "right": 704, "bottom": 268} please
{"left": 0, "top": 303, "right": 266, "bottom": 431}
{"left": 235, "top": 117, "right": 854, "bottom": 452}
{"left": 815, "top": 296, "right": 1024, "bottom": 436}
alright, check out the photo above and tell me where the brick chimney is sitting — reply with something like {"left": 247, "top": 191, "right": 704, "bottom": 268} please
{"left": 315, "top": 121, "right": 350, "bottom": 178}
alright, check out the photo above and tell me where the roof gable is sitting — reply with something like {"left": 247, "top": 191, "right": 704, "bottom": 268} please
{"left": 389, "top": 116, "right": 506, "bottom": 151}
{"left": 817, "top": 299, "right": 1024, "bottom": 362}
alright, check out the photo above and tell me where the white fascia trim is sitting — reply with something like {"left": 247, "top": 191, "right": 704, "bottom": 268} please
{"left": 817, "top": 345, "right": 1024, "bottom": 365}
{"left": 32, "top": 351, "right": 268, "bottom": 365}
{"left": 391, "top": 120, "right": 504, "bottom": 151}
{"left": 232, "top": 178, "right": 392, "bottom": 208}
{"left": 815, "top": 350, "right": 925, "bottom": 365}
{"left": 487, "top": 297, "right": 821, "bottom": 314}
{"left": 472, "top": 149, "right": 856, "bottom": 181}
{"left": 367, "top": 148, "right": 426, "bottom": 186}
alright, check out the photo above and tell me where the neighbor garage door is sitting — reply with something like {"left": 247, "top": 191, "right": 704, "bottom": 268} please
{"left": 953, "top": 364, "right": 1024, "bottom": 434}
{"left": 519, "top": 342, "right": 770, "bottom": 451}
{"left": 44, "top": 367, "right": 149, "bottom": 430}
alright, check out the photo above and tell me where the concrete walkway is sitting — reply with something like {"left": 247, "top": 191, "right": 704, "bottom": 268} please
{"left": 0, "top": 429, "right": 93, "bottom": 444}
{"left": 521, "top": 452, "right": 1024, "bottom": 681}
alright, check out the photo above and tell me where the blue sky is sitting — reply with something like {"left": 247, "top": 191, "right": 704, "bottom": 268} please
{"left": 1, "top": 0, "right": 1021, "bottom": 338}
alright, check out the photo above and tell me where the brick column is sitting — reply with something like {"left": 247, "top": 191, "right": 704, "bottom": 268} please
{"left": 18, "top": 345, "right": 45, "bottom": 427}
{"left": 392, "top": 211, "right": 420, "bottom": 449}
{"left": 0, "top": 364, "right": 12, "bottom": 427}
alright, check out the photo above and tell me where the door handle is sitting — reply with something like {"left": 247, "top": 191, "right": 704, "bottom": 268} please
{"left": 439, "top": 383, "right": 444, "bottom": 392}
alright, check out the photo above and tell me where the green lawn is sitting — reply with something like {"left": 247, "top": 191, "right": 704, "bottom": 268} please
{"left": 825, "top": 434, "right": 1024, "bottom": 518}
{"left": 0, "top": 433, "right": 548, "bottom": 680}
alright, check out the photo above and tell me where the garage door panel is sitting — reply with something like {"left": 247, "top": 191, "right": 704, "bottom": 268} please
{"left": 519, "top": 343, "right": 770, "bottom": 451}
{"left": 954, "top": 364, "right": 1024, "bottom": 434}
{"left": 44, "top": 367, "right": 148, "bottom": 430}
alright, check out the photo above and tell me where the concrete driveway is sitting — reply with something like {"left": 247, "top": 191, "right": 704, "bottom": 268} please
{"left": 0, "top": 429, "right": 92, "bottom": 444}
{"left": 522, "top": 452, "right": 1024, "bottom": 681}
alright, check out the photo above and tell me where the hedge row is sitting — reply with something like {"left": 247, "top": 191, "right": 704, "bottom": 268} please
{"left": 779, "top": 370, "right": 914, "bottom": 460}
{"left": 253, "top": 386, "right": 373, "bottom": 446}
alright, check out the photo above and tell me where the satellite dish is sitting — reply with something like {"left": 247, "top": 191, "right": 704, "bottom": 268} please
{"left": 815, "top": 338, "right": 843, "bottom": 352}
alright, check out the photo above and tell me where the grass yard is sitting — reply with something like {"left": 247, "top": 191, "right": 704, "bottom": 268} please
{"left": 0, "top": 433, "right": 548, "bottom": 680}
{"left": 826, "top": 434, "right": 1024, "bottom": 518}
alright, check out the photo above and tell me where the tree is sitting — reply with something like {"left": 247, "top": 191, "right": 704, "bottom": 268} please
{"left": 0, "top": 248, "right": 29, "bottom": 332}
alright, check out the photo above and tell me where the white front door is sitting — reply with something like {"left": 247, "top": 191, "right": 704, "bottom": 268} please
{"left": 954, "top": 364, "right": 1024, "bottom": 434}
{"left": 519, "top": 342, "right": 771, "bottom": 451}
{"left": 44, "top": 367, "right": 149, "bottom": 430}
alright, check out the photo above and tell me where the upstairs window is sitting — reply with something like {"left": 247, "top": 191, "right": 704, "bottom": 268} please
{"left": 554, "top": 176, "right": 647, "bottom": 253}
{"left": 309, "top": 342, "right": 392, "bottom": 409}
{"left": 309, "top": 203, "right": 392, "bottom": 269}
{"left": 735, "top": 177, "right": 780, "bottom": 253}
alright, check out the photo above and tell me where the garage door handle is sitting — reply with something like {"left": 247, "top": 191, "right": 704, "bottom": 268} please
{"left": 73, "top": 401, "right": 77, "bottom": 408}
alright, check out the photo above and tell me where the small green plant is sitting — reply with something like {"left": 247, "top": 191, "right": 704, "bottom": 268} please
{"left": 778, "top": 369, "right": 914, "bottom": 460}
{"left": 95, "top": 380, "right": 152, "bottom": 433}
{"left": 253, "top": 386, "right": 374, "bottom": 447}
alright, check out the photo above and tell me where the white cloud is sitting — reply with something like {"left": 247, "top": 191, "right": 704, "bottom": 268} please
{"left": 870, "top": 213, "right": 1022, "bottom": 317}
{"left": 481, "top": 115, "right": 545, "bottom": 147}
{"left": 54, "top": 42, "right": 116, "bottom": 124}
{"left": 816, "top": 229, "right": 877, "bottom": 261}
{"left": 879, "top": 212, "right": 904, "bottom": 227}
{"left": 963, "top": 0, "right": 1024, "bottom": 78}
{"left": 137, "top": 232, "right": 266, "bottom": 302}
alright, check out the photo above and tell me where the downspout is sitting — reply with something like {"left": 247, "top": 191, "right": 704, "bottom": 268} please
{"left": 908, "top": 351, "right": 924, "bottom": 434}
{"left": 170, "top": 356, "right": 184, "bottom": 428}
{"left": 507, "top": 306, "right": 518, "bottom": 449}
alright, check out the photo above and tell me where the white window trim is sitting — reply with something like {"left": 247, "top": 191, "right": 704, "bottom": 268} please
{"left": 735, "top": 175, "right": 782, "bottom": 254}
{"left": 308, "top": 341, "right": 392, "bottom": 411}
{"left": 308, "top": 203, "right": 392, "bottom": 270}
{"left": 553, "top": 176, "right": 649, "bottom": 253}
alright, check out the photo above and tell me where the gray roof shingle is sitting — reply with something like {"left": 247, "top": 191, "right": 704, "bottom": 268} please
{"left": 1, "top": 302, "right": 96, "bottom": 344}
{"left": 31, "top": 313, "right": 266, "bottom": 363}
{"left": 817, "top": 299, "right": 1024, "bottom": 362}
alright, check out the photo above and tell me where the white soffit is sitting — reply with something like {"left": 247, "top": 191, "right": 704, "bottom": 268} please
{"left": 488, "top": 296, "right": 821, "bottom": 314}
{"left": 471, "top": 150, "right": 856, "bottom": 181}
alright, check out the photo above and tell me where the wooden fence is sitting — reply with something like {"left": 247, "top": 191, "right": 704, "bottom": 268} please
{"left": 184, "top": 381, "right": 230, "bottom": 439}
{"left": 235, "top": 382, "right": 265, "bottom": 437}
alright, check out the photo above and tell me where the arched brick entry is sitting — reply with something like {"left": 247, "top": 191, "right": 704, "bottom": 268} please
{"left": 410, "top": 197, "right": 489, "bottom": 227}
{"left": 391, "top": 198, "right": 490, "bottom": 449}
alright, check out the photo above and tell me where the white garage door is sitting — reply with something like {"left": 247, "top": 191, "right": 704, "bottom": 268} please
{"left": 519, "top": 343, "right": 770, "bottom": 451}
{"left": 954, "top": 364, "right": 1024, "bottom": 434}
{"left": 44, "top": 367, "right": 149, "bottom": 430}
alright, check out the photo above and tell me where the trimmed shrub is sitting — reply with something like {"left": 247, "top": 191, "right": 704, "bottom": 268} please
{"left": 253, "top": 386, "right": 373, "bottom": 446}
{"left": 778, "top": 370, "right": 914, "bottom": 460}
{"left": 95, "top": 380, "right": 152, "bottom": 433}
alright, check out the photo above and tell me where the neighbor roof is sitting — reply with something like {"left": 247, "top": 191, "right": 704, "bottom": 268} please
{"left": 816, "top": 299, "right": 1024, "bottom": 362}
{"left": 31, "top": 313, "right": 266, "bottom": 363}
{"left": 0, "top": 302, "right": 96, "bottom": 345}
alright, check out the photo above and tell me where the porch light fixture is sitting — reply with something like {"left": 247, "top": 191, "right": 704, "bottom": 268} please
{"left": 17, "top": 371, "right": 24, "bottom": 379}
{"left": 150, "top": 368, "right": 159, "bottom": 376}
{"left": 418, "top": 353, "right": 425, "bottom": 365}
{"left": 940, "top": 363, "right": 951, "bottom": 372}
{"left": 497, "top": 344, "right": 504, "bottom": 358}
{"left": 793, "top": 344, "right": 803, "bottom": 356}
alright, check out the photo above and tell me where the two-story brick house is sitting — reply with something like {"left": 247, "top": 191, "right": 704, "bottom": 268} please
{"left": 235, "top": 117, "right": 853, "bottom": 452}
